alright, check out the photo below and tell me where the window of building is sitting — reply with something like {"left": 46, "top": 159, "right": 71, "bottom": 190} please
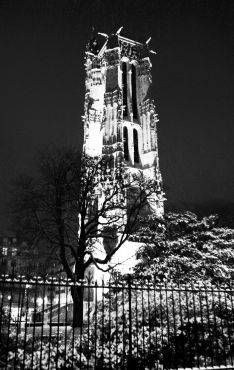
{"left": 131, "top": 64, "right": 137, "bottom": 119}
{"left": 122, "top": 62, "right": 128, "bottom": 117}
{"left": 123, "top": 126, "right": 129, "bottom": 161}
{"left": 12, "top": 248, "right": 17, "bottom": 257}
{"left": 2, "top": 247, "right": 8, "bottom": 256}
{"left": 133, "top": 129, "right": 140, "bottom": 163}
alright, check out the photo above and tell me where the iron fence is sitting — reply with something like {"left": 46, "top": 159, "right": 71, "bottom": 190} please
{"left": 0, "top": 274, "right": 234, "bottom": 369}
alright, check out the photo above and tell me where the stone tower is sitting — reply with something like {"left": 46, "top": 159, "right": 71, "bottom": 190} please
{"left": 83, "top": 30, "right": 164, "bottom": 218}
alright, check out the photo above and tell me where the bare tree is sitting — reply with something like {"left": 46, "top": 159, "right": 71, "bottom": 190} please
{"left": 10, "top": 147, "right": 161, "bottom": 326}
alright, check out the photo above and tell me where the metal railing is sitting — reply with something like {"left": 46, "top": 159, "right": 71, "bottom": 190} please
{"left": 0, "top": 274, "right": 233, "bottom": 369}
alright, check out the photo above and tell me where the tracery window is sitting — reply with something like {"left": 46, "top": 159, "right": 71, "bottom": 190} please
{"left": 133, "top": 129, "right": 139, "bottom": 163}
{"left": 131, "top": 64, "right": 137, "bottom": 119}
{"left": 123, "top": 126, "right": 129, "bottom": 161}
{"left": 122, "top": 62, "right": 128, "bottom": 117}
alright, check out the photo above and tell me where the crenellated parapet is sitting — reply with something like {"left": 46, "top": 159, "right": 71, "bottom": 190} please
{"left": 119, "top": 40, "right": 141, "bottom": 61}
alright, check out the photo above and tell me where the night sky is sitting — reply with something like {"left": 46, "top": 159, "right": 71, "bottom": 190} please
{"left": 0, "top": 0, "right": 233, "bottom": 229}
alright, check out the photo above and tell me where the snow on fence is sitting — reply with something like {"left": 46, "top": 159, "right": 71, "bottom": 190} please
{"left": 0, "top": 274, "right": 234, "bottom": 369}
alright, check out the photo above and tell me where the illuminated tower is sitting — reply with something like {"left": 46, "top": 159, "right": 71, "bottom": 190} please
{"left": 83, "top": 29, "right": 164, "bottom": 217}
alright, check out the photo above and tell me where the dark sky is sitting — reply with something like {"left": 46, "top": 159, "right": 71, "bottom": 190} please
{"left": 0, "top": 0, "right": 233, "bottom": 229}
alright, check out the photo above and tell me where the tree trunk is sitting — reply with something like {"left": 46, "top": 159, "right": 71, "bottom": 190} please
{"left": 71, "top": 285, "right": 84, "bottom": 328}
{"left": 72, "top": 257, "right": 85, "bottom": 328}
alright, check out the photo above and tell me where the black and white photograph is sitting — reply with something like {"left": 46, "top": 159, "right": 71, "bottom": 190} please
{"left": 0, "top": 0, "right": 233, "bottom": 368}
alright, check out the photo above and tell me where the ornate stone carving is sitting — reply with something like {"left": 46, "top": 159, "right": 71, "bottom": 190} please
{"left": 90, "top": 69, "right": 104, "bottom": 86}
{"left": 88, "top": 109, "right": 102, "bottom": 124}
{"left": 104, "top": 48, "right": 120, "bottom": 67}
{"left": 104, "top": 90, "right": 121, "bottom": 106}
{"left": 85, "top": 53, "right": 102, "bottom": 70}
{"left": 102, "top": 142, "right": 123, "bottom": 155}
{"left": 86, "top": 37, "right": 100, "bottom": 55}
{"left": 138, "top": 58, "right": 152, "bottom": 77}
{"left": 92, "top": 57, "right": 102, "bottom": 69}
{"left": 101, "top": 106, "right": 106, "bottom": 129}
{"left": 120, "top": 41, "right": 141, "bottom": 60}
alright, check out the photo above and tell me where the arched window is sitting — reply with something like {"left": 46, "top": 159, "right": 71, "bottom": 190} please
{"left": 122, "top": 62, "right": 128, "bottom": 117}
{"left": 123, "top": 126, "right": 129, "bottom": 161}
{"left": 133, "top": 129, "right": 139, "bottom": 163}
{"left": 131, "top": 64, "right": 137, "bottom": 119}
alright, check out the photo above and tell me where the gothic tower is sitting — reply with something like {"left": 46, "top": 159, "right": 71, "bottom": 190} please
{"left": 83, "top": 29, "right": 164, "bottom": 217}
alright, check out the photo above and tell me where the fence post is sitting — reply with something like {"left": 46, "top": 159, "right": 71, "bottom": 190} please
{"left": 127, "top": 274, "right": 132, "bottom": 369}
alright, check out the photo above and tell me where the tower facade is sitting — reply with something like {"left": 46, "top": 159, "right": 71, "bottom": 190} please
{"left": 83, "top": 31, "right": 164, "bottom": 217}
